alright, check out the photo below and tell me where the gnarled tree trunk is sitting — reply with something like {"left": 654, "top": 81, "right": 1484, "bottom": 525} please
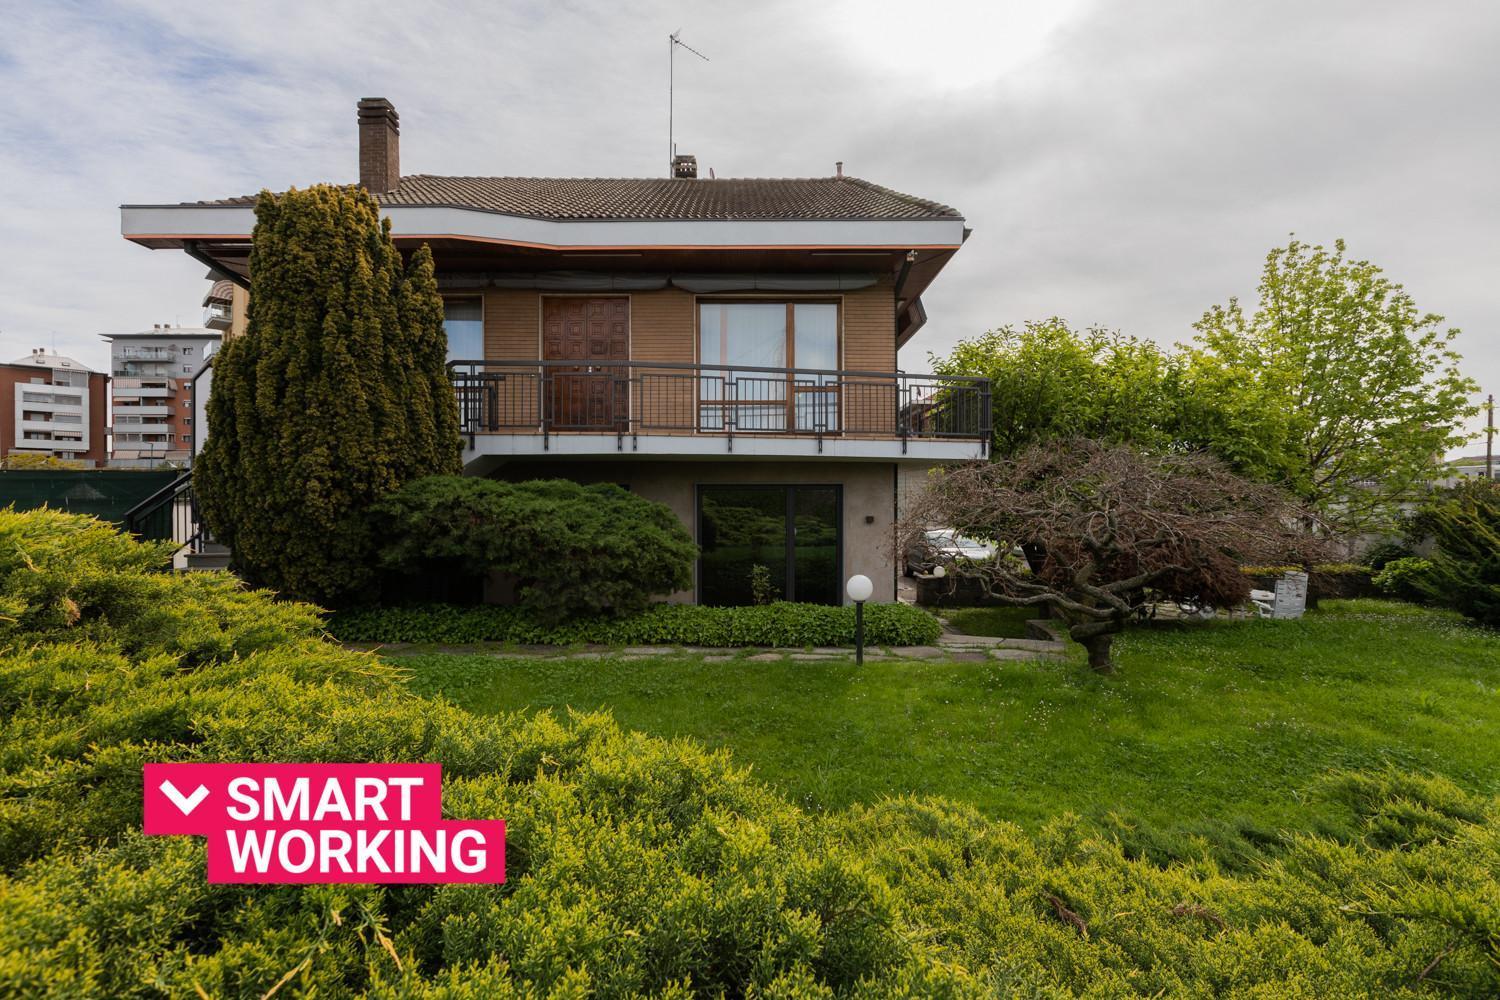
{"left": 1067, "top": 618, "right": 1122, "bottom": 674}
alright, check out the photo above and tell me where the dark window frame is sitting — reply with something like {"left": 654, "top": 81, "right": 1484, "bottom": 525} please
{"left": 694, "top": 482, "right": 844, "bottom": 606}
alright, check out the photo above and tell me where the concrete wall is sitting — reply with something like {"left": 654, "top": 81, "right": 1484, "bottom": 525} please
{"left": 489, "top": 459, "right": 900, "bottom": 604}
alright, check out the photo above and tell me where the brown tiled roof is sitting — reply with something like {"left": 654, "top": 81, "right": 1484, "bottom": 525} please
{"left": 193, "top": 175, "right": 962, "bottom": 222}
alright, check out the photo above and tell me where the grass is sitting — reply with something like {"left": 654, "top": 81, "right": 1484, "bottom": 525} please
{"left": 391, "top": 599, "right": 1500, "bottom": 862}
{"left": 942, "top": 604, "right": 1037, "bottom": 638}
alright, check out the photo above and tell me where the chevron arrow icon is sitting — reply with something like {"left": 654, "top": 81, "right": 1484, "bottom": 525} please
{"left": 159, "top": 779, "right": 210, "bottom": 816}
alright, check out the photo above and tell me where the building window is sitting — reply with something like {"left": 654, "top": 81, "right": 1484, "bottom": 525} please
{"left": 442, "top": 297, "right": 484, "bottom": 362}
{"left": 182, "top": 366, "right": 193, "bottom": 373}
{"left": 182, "top": 347, "right": 193, "bottom": 356}
{"left": 697, "top": 301, "right": 840, "bottom": 432}
{"left": 697, "top": 485, "right": 841, "bottom": 606}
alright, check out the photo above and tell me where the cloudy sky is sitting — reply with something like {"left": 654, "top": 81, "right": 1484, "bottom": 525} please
{"left": 2, "top": 1, "right": 1496, "bottom": 447}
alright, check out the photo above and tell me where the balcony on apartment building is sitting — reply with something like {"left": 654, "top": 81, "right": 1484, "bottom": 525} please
{"left": 203, "top": 300, "right": 233, "bottom": 330}
{"left": 17, "top": 391, "right": 83, "bottom": 409}
{"left": 110, "top": 420, "right": 174, "bottom": 434}
{"left": 450, "top": 360, "right": 990, "bottom": 465}
{"left": 113, "top": 383, "right": 174, "bottom": 398}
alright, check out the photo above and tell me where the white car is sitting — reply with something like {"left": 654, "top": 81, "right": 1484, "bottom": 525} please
{"left": 906, "top": 528, "right": 998, "bottom": 576}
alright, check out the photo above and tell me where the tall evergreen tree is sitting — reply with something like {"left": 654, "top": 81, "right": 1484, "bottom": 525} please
{"left": 196, "top": 185, "right": 461, "bottom": 603}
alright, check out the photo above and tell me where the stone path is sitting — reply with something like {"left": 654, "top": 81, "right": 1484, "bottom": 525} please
{"left": 934, "top": 614, "right": 1069, "bottom": 661}
{"left": 347, "top": 617, "right": 1070, "bottom": 663}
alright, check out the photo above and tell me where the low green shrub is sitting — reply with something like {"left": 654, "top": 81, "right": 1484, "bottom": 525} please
{"left": 1406, "top": 481, "right": 1500, "bottom": 627}
{"left": 373, "top": 477, "right": 697, "bottom": 622}
{"left": 4, "top": 510, "right": 1500, "bottom": 997}
{"left": 328, "top": 600, "right": 943, "bottom": 647}
{"left": 1363, "top": 539, "right": 1416, "bottom": 571}
{"left": 1241, "top": 562, "right": 1369, "bottom": 576}
{"left": 1374, "top": 556, "right": 1436, "bottom": 603}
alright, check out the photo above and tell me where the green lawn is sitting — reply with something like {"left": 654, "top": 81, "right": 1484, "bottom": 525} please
{"left": 392, "top": 600, "right": 1500, "bottom": 862}
{"left": 942, "top": 604, "right": 1037, "bottom": 637}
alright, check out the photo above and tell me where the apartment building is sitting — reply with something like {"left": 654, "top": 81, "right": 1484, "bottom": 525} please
{"left": 103, "top": 325, "right": 220, "bottom": 464}
{"left": 1, "top": 350, "right": 108, "bottom": 464}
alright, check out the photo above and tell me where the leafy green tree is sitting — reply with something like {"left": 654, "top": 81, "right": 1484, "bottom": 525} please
{"left": 931, "top": 319, "right": 1185, "bottom": 457}
{"left": 930, "top": 318, "right": 1290, "bottom": 476}
{"left": 1191, "top": 238, "right": 1479, "bottom": 532}
{"left": 196, "top": 184, "right": 461, "bottom": 604}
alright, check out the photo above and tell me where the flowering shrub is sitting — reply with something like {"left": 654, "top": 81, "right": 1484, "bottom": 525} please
{"left": 2, "top": 511, "right": 1498, "bottom": 997}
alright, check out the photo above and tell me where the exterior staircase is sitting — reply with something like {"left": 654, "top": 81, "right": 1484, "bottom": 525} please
{"left": 123, "top": 472, "right": 227, "bottom": 572}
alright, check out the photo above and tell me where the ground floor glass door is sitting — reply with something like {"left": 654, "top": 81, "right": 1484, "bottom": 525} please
{"left": 697, "top": 485, "right": 841, "bottom": 606}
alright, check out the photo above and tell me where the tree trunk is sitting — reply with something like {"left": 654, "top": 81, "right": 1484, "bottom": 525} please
{"left": 1079, "top": 632, "right": 1116, "bottom": 673}
{"left": 1067, "top": 618, "right": 1122, "bottom": 674}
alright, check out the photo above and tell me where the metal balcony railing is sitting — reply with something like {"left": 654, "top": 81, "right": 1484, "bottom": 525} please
{"left": 449, "top": 359, "right": 990, "bottom": 454}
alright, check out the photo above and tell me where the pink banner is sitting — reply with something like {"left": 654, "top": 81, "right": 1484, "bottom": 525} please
{"left": 204, "top": 820, "right": 506, "bottom": 884}
{"left": 143, "top": 763, "right": 503, "bottom": 884}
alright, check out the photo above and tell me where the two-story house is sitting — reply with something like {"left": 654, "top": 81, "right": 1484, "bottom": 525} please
{"left": 120, "top": 98, "right": 987, "bottom": 604}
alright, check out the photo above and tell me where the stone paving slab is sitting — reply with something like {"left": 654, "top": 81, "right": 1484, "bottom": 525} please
{"left": 939, "top": 633, "right": 1010, "bottom": 646}
{"left": 996, "top": 637, "right": 1066, "bottom": 653}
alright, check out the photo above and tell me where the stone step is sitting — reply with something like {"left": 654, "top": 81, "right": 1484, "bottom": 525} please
{"left": 181, "top": 544, "right": 231, "bottom": 572}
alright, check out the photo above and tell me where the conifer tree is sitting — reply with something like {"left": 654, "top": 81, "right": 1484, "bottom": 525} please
{"left": 196, "top": 185, "right": 461, "bottom": 603}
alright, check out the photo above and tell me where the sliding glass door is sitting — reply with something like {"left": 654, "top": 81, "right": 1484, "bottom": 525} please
{"left": 697, "top": 485, "right": 842, "bottom": 605}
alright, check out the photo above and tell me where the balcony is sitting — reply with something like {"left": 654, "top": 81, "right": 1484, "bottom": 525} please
{"left": 204, "top": 301, "right": 233, "bottom": 330}
{"left": 450, "top": 360, "right": 990, "bottom": 465}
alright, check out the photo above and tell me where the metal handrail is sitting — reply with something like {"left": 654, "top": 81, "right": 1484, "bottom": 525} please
{"left": 447, "top": 359, "right": 991, "bottom": 451}
{"left": 122, "top": 471, "right": 210, "bottom": 553}
{"left": 450, "top": 358, "right": 990, "bottom": 383}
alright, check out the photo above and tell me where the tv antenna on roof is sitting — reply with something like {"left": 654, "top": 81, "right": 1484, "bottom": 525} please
{"left": 669, "top": 30, "right": 709, "bottom": 176}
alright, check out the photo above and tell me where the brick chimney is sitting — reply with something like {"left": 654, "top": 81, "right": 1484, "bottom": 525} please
{"left": 357, "top": 98, "right": 400, "bottom": 193}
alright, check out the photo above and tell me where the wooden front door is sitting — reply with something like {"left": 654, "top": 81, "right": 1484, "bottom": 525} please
{"left": 542, "top": 297, "right": 629, "bottom": 429}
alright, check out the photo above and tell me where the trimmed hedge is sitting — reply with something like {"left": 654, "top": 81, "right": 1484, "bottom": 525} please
{"left": 327, "top": 600, "right": 943, "bottom": 647}
{"left": 373, "top": 477, "right": 697, "bottom": 621}
{"left": 3, "top": 510, "right": 1500, "bottom": 997}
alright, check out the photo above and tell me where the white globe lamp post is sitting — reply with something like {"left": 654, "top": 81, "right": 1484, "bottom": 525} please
{"left": 846, "top": 574, "right": 874, "bottom": 664}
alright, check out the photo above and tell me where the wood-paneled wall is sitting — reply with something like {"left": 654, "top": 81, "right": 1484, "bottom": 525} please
{"left": 471, "top": 276, "right": 899, "bottom": 435}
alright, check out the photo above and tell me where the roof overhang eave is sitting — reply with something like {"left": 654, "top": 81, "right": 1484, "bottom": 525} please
{"left": 120, "top": 203, "right": 967, "bottom": 253}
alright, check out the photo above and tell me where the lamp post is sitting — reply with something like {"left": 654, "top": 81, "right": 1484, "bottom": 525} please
{"left": 846, "top": 574, "right": 873, "bottom": 665}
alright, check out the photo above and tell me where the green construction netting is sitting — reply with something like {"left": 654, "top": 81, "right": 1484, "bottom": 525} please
{"left": 0, "top": 470, "right": 180, "bottom": 525}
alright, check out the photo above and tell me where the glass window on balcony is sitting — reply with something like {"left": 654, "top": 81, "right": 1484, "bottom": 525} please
{"left": 792, "top": 303, "right": 839, "bottom": 432}
{"left": 699, "top": 303, "right": 786, "bottom": 431}
{"left": 698, "top": 301, "right": 841, "bottom": 433}
{"left": 443, "top": 298, "right": 484, "bottom": 363}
